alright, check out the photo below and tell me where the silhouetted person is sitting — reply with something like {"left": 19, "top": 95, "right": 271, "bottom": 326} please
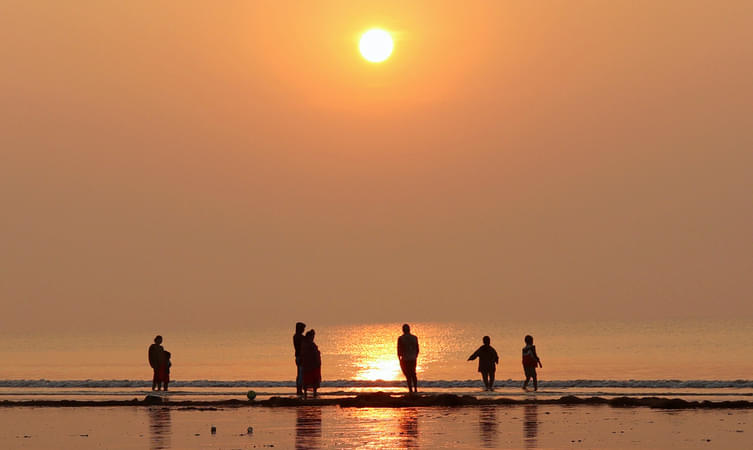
{"left": 397, "top": 324, "right": 419, "bottom": 393}
{"left": 468, "top": 336, "right": 499, "bottom": 391}
{"left": 294, "top": 322, "right": 306, "bottom": 396}
{"left": 162, "top": 351, "right": 171, "bottom": 391}
{"left": 301, "top": 329, "right": 321, "bottom": 398}
{"left": 148, "top": 335, "right": 164, "bottom": 391}
{"left": 522, "top": 335, "right": 542, "bottom": 391}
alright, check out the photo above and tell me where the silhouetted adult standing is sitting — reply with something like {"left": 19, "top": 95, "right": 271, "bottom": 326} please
{"left": 148, "top": 335, "right": 164, "bottom": 391}
{"left": 293, "top": 322, "right": 306, "bottom": 396}
{"left": 468, "top": 336, "right": 499, "bottom": 391}
{"left": 397, "top": 324, "right": 419, "bottom": 393}
{"left": 301, "top": 329, "right": 321, "bottom": 399}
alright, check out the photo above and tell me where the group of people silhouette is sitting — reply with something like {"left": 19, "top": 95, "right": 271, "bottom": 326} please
{"left": 467, "top": 333, "right": 543, "bottom": 391}
{"left": 292, "top": 323, "right": 543, "bottom": 396}
{"left": 146, "top": 325, "right": 542, "bottom": 396}
{"left": 293, "top": 322, "right": 322, "bottom": 398}
{"left": 148, "top": 335, "right": 172, "bottom": 391}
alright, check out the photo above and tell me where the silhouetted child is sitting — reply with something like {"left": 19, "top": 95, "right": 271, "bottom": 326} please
{"left": 522, "top": 335, "right": 542, "bottom": 391}
{"left": 468, "top": 336, "right": 499, "bottom": 391}
{"left": 161, "top": 351, "right": 172, "bottom": 391}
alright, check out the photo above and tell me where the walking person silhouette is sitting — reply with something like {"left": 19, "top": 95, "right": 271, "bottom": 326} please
{"left": 468, "top": 336, "right": 499, "bottom": 391}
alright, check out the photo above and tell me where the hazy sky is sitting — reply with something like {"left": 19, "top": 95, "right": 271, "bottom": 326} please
{"left": 1, "top": 1, "right": 752, "bottom": 332}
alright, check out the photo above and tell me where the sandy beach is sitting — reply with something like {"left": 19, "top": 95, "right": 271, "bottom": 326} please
{"left": 2, "top": 394, "right": 752, "bottom": 449}
{"left": 1, "top": 399, "right": 750, "bottom": 449}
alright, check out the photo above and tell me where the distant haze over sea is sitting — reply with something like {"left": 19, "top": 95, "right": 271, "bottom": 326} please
{"left": 1, "top": 319, "right": 750, "bottom": 381}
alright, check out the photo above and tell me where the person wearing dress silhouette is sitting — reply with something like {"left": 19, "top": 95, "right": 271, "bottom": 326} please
{"left": 468, "top": 335, "right": 499, "bottom": 391}
{"left": 301, "top": 329, "right": 321, "bottom": 398}
{"left": 397, "top": 324, "right": 420, "bottom": 393}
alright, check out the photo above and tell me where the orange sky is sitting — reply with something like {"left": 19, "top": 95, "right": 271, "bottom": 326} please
{"left": 1, "top": 1, "right": 752, "bottom": 332}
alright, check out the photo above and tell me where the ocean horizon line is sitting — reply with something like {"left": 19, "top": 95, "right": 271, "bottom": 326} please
{"left": 2, "top": 379, "right": 752, "bottom": 389}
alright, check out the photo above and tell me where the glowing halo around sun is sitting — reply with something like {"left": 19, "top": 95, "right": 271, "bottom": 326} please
{"left": 359, "top": 29, "right": 394, "bottom": 63}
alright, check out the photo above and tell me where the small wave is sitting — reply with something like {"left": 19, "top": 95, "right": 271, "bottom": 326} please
{"left": 1, "top": 379, "right": 752, "bottom": 389}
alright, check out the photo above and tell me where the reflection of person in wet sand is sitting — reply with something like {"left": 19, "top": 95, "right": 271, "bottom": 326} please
{"left": 398, "top": 407, "right": 419, "bottom": 448}
{"left": 478, "top": 405, "right": 498, "bottom": 448}
{"left": 397, "top": 324, "right": 419, "bottom": 393}
{"left": 295, "top": 406, "right": 322, "bottom": 449}
{"left": 467, "top": 336, "right": 499, "bottom": 391}
{"left": 522, "top": 335, "right": 543, "bottom": 391}
{"left": 148, "top": 407, "right": 171, "bottom": 450}
{"left": 523, "top": 404, "right": 539, "bottom": 449}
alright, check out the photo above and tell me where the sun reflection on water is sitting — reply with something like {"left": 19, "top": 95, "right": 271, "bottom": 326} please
{"left": 344, "top": 407, "right": 419, "bottom": 448}
{"left": 329, "top": 323, "right": 437, "bottom": 381}
{"left": 355, "top": 355, "right": 403, "bottom": 381}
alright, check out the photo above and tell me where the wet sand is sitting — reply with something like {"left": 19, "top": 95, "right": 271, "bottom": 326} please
{"left": 0, "top": 395, "right": 751, "bottom": 449}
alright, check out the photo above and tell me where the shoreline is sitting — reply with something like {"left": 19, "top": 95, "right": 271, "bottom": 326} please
{"left": 2, "top": 392, "right": 752, "bottom": 409}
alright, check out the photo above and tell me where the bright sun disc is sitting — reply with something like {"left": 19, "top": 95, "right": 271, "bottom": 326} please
{"left": 359, "top": 29, "right": 393, "bottom": 63}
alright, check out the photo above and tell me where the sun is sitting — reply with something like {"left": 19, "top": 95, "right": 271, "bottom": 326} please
{"left": 359, "top": 29, "right": 393, "bottom": 63}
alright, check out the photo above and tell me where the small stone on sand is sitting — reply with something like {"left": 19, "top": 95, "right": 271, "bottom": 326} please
{"left": 143, "top": 395, "right": 163, "bottom": 405}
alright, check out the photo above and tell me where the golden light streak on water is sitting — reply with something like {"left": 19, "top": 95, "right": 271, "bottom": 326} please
{"left": 326, "top": 323, "right": 446, "bottom": 381}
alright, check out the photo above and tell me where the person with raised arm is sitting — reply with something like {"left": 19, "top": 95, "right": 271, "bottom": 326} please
{"left": 468, "top": 335, "right": 499, "bottom": 391}
{"left": 293, "top": 322, "right": 306, "bottom": 397}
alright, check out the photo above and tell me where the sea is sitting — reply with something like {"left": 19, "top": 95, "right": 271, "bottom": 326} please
{"left": 1, "top": 319, "right": 751, "bottom": 402}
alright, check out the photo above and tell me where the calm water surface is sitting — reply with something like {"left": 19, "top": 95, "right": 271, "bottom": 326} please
{"left": 0, "top": 319, "right": 751, "bottom": 381}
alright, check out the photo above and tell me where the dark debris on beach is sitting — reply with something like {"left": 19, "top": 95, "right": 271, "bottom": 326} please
{"left": 1, "top": 392, "right": 752, "bottom": 409}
